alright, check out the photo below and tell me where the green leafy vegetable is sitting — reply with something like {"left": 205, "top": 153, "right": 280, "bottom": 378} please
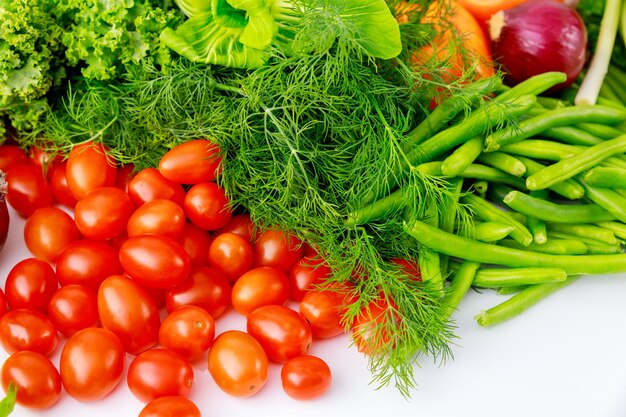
{"left": 577, "top": 0, "right": 626, "bottom": 70}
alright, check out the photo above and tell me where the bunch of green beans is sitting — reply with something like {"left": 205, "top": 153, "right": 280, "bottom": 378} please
{"left": 347, "top": 70, "right": 626, "bottom": 329}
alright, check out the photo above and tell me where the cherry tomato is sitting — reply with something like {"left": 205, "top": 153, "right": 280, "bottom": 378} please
{"left": 5, "top": 163, "right": 53, "bottom": 217}
{"left": 127, "top": 167, "right": 186, "bottom": 207}
{"left": 299, "top": 289, "right": 349, "bottom": 339}
{"left": 23, "top": 206, "right": 80, "bottom": 262}
{"left": 254, "top": 229, "right": 303, "bottom": 273}
{"left": 127, "top": 348, "right": 194, "bottom": 403}
{"left": 231, "top": 267, "right": 290, "bottom": 315}
{"left": 5, "top": 258, "right": 57, "bottom": 312}
{"left": 56, "top": 239, "right": 122, "bottom": 290}
{"left": 281, "top": 355, "right": 332, "bottom": 400}
{"left": 288, "top": 255, "right": 332, "bottom": 301}
{"left": 208, "top": 232, "right": 254, "bottom": 282}
{"left": 0, "top": 175, "right": 8, "bottom": 253}
{"left": 219, "top": 212, "right": 256, "bottom": 242}
{"left": 0, "top": 145, "right": 28, "bottom": 171}
{"left": 0, "top": 290, "right": 6, "bottom": 317}
{"left": 247, "top": 305, "right": 312, "bottom": 363}
{"left": 47, "top": 285, "right": 99, "bottom": 337}
{"left": 208, "top": 330, "right": 268, "bottom": 397}
{"left": 139, "top": 396, "right": 201, "bottom": 417}
{"left": 166, "top": 266, "right": 231, "bottom": 319}
{"left": 1, "top": 351, "right": 62, "bottom": 409}
{"left": 127, "top": 199, "right": 186, "bottom": 239}
{"left": 119, "top": 235, "right": 191, "bottom": 289}
{"left": 0, "top": 309, "right": 58, "bottom": 356}
{"left": 177, "top": 222, "right": 212, "bottom": 266}
{"left": 159, "top": 305, "right": 215, "bottom": 361}
{"left": 97, "top": 275, "right": 160, "bottom": 354}
{"left": 74, "top": 186, "right": 135, "bottom": 240}
{"left": 66, "top": 141, "right": 117, "bottom": 200}
{"left": 351, "top": 296, "right": 399, "bottom": 355}
{"left": 50, "top": 162, "right": 78, "bottom": 208}
{"left": 158, "top": 139, "right": 221, "bottom": 184}
{"left": 183, "top": 182, "right": 232, "bottom": 231}
{"left": 115, "top": 163, "right": 135, "bottom": 192}
{"left": 390, "top": 258, "right": 422, "bottom": 281}
{"left": 28, "top": 145, "right": 62, "bottom": 171}
{"left": 60, "top": 327, "right": 125, "bottom": 401}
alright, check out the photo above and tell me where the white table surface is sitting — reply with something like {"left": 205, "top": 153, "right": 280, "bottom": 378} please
{"left": 1, "top": 203, "right": 626, "bottom": 417}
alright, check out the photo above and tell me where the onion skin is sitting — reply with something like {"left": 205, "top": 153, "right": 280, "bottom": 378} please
{"left": 489, "top": 1, "right": 587, "bottom": 91}
{"left": 0, "top": 170, "right": 8, "bottom": 253}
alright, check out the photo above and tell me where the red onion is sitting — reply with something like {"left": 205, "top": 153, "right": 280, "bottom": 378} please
{"left": 0, "top": 170, "right": 9, "bottom": 252}
{"left": 489, "top": 0, "right": 587, "bottom": 91}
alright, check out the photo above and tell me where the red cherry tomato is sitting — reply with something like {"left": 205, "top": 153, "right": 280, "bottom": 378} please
{"left": 47, "top": 285, "right": 99, "bottom": 337}
{"left": 219, "top": 212, "right": 256, "bottom": 242}
{"left": 127, "top": 167, "right": 186, "bottom": 207}
{"left": 0, "top": 145, "right": 28, "bottom": 171}
{"left": 127, "top": 348, "right": 194, "bottom": 403}
{"left": 24, "top": 206, "right": 80, "bottom": 262}
{"left": 0, "top": 309, "right": 58, "bottom": 356}
{"left": 74, "top": 186, "right": 135, "bottom": 240}
{"left": 231, "top": 267, "right": 290, "bottom": 315}
{"left": 183, "top": 182, "right": 232, "bottom": 231}
{"left": 5, "top": 163, "right": 53, "bottom": 217}
{"left": 254, "top": 229, "right": 303, "bottom": 273}
{"left": 390, "top": 258, "right": 422, "bottom": 281}
{"left": 115, "top": 163, "right": 135, "bottom": 192}
{"left": 139, "top": 396, "right": 201, "bottom": 417}
{"left": 1, "top": 351, "right": 62, "bottom": 409}
{"left": 0, "top": 290, "right": 6, "bottom": 317}
{"left": 208, "top": 232, "right": 254, "bottom": 282}
{"left": 177, "top": 222, "right": 212, "bottom": 266}
{"left": 59, "top": 327, "right": 125, "bottom": 401}
{"left": 352, "top": 296, "right": 399, "bottom": 355}
{"left": 288, "top": 255, "right": 332, "bottom": 301}
{"left": 127, "top": 199, "right": 186, "bottom": 239}
{"left": 247, "top": 305, "right": 312, "bottom": 363}
{"left": 28, "top": 146, "right": 62, "bottom": 171}
{"left": 119, "top": 235, "right": 191, "bottom": 289}
{"left": 97, "top": 275, "right": 161, "bottom": 354}
{"left": 56, "top": 239, "right": 122, "bottom": 290}
{"left": 158, "top": 139, "right": 221, "bottom": 184}
{"left": 208, "top": 330, "right": 268, "bottom": 398}
{"left": 0, "top": 175, "right": 8, "bottom": 253}
{"left": 159, "top": 305, "right": 216, "bottom": 361}
{"left": 299, "top": 289, "right": 350, "bottom": 339}
{"left": 5, "top": 258, "right": 57, "bottom": 312}
{"left": 50, "top": 162, "right": 78, "bottom": 208}
{"left": 281, "top": 355, "right": 332, "bottom": 400}
{"left": 66, "top": 141, "right": 117, "bottom": 200}
{"left": 166, "top": 266, "right": 231, "bottom": 319}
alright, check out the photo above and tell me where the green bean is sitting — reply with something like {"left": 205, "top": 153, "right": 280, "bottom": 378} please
{"left": 546, "top": 223, "right": 620, "bottom": 245}
{"left": 404, "top": 219, "right": 626, "bottom": 274}
{"left": 440, "top": 178, "right": 463, "bottom": 276}
{"left": 362, "top": 94, "right": 537, "bottom": 204}
{"left": 604, "top": 73, "right": 626, "bottom": 106}
{"left": 547, "top": 231, "right": 622, "bottom": 254}
{"left": 516, "top": 157, "right": 585, "bottom": 200}
{"left": 496, "top": 72, "right": 567, "bottom": 101}
{"left": 485, "top": 106, "right": 626, "bottom": 151}
{"left": 476, "top": 152, "right": 526, "bottom": 177}
{"left": 577, "top": 123, "right": 622, "bottom": 139}
{"left": 541, "top": 126, "right": 603, "bottom": 146}
{"left": 442, "top": 260, "right": 480, "bottom": 320}
{"left": 536, "top": 96, "right": 568, "bottom": 110}
{"left": 440, "top": 137, "right": 484, "bottom": 176}
{"left": 472, "top": 267, "right": 567, "bottom": 288}
{"left": 459, "top": 164, "right": 527, "bottom": 189}
{"left": 498, "top": 238, "right": 589, "bottom": 255}
{"left": 597, "top": 97, "right": 626, "bottom": 110}
{"left": 474, "top": 277, "right": 579, "bottom": 327}
{"left": 496, "top": 285, "right": 528, "bottom": 295}
{"left": 584, "top": 242, "right": 624, "bottom": 254}
{"left": 527, "top": 190, "right": 549, "bottom": 244}
{"left": 596, "top": 221, "right": 626, "bottom": 240}
{"left": 500, "top": 140, "right": 581, "bottom": 161}
{"left": 461, "top": 194, "right": 533, "bottom": 246}
{"left": 580, "top": 180, "right": 626, "bottom": 223}
{"left": 459, "top": 221, "right": 516, "bottom": 242}
{"left": 502, "top": 190, "right": 616, "bottom": 223}
{"left": 403, "top": 78, "right": 502, "bottom": 151}
{"left": 526, "top": 134, "right": 626, "bottom": 191}
{"left": 583, "top": 167, "right": 626, "bottom": 189}
{"left": 598, "top": 80, "right": 622, "bottom": 103}
{"left": 344, "top": 187, "right": 408, "bottom": 227}
{"left": 473, "top": 180, "right": 489, "bottom": 196}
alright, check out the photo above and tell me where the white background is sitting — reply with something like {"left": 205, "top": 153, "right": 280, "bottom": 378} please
{"left": 1, "top": 203, "right": 626, "bottom": 417}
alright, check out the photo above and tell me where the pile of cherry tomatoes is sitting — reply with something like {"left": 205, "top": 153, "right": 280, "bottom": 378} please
{"left": 0, "top": 139, "right": 356, "bottom": 416}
